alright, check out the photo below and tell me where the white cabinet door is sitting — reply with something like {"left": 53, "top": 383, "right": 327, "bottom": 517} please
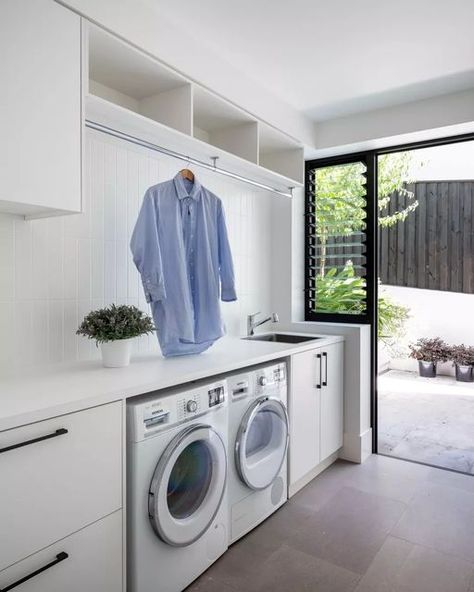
{"left": 0, "top": 0, "right": 82, "bottom": 217}
{"left": 0, "top": 511, "right": 123, "bottom": 592}
{"left": 320, "top": 342, "right": 344, "bottom": 461}
{"left": 289, "top": 348, "right": 321, "bottom": 486}
{"left": 0, "top": 402, "right": 122, "bottom": 570}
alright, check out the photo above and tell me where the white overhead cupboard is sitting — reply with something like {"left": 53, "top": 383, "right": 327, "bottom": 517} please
{"left": 0, "top": 0, "right": 304, "bottom": 218}
{"left": 85, "top": 24, "right": 304, "bottom": 192}
{"left": 0, "top": 0, "right": 82, "bottom": 218}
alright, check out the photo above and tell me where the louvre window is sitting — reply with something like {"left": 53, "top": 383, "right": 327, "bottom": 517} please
{"left": 305, "top": 157, "right": 372, "bottom": 321}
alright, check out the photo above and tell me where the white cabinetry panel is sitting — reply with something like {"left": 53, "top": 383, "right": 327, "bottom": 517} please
{"left": 0, "top": 401, "right": 122, "bottom": 570}
{"left": 289, "top": 348, "right": 321, "bottom": 485}
{"left": 0, "top": 0, "right": 82, "bottom": 217}
{"left": 289, "top": 341, "right": 344, "bottom": 494}
{"left": 0, "top": 511, "right": 122, "bottom": 592}
{"left": 320, "top": 342, "right": 344, "bottom": 461}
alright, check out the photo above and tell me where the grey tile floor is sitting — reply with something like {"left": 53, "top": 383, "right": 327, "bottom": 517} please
{"left": 378, "top": 370, "right": 474, "bottom": 474}
{"left": 188, "top": 455, "right": 474, "bottom": 592}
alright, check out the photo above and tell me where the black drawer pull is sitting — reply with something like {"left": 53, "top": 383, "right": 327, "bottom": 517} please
{"left": 0, "top": 428, "right": 68, "bottom": 455}
{"left": 1, "top": 552, "right": 69, "bottom": 591}
{"left": 315, "top": 353, "right": 322, "bottom": 389}
{"left": 322, "top": 352, "right": 328, "bottom": 387}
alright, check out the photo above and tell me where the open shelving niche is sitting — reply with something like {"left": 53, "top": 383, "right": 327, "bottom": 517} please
{"left": 86, "top": 23, "right": 304, "bottom": 192}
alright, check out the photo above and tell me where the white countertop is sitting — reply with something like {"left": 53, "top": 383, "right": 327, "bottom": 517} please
{"left": 0, "top": 333, "right": 342, "bottom": 432}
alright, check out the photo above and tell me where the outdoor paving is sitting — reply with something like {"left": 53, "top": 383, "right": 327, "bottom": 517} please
{"left": 378, "top": 370, "right": 474, "bottom": 475}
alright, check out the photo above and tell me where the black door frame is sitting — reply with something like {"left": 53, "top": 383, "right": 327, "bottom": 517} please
{"left": 305, "top": 131, "right": 474, "bottom": 454}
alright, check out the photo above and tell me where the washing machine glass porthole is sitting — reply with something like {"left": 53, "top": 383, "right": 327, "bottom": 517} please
{"left": 236, "top": 398, "right": 289, "bottom": 491}
{"left": 148, "top": 424, "right": 227, "bottom": 547}
{"left": 167, "top": 440, "right": 213, "bottom": 519}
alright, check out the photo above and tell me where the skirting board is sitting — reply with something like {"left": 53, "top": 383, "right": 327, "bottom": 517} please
{"left": 339, "top": 428, "right": 373, "bottom": 464}
{"left": 288, "top": 451, "right": 339, "bottom": 498}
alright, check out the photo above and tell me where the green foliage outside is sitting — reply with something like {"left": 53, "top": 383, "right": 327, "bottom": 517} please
{"left": 312, "top": 152, "right": 416, "bottom": 341}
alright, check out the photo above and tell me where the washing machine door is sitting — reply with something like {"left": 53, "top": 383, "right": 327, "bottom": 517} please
{"left": 235, "top": 397, "right": 289, "bottom": 491}
{"left": 148, "top": 423, "right": 227, "bottom": 547}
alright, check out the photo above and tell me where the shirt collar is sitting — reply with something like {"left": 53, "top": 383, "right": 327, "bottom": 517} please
{"left": 174, "top": 172, "right": 202, "bottom": 201}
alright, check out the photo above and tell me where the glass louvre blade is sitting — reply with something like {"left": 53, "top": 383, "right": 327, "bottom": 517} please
{"left": 307, "top": 161, "right": 368, "bottom": 315}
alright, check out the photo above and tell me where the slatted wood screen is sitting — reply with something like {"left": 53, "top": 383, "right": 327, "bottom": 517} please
{"left": 379, "top": 181, "right": 474, "bottom": 293}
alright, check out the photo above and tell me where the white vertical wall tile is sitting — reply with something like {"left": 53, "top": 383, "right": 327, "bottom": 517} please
{"left": 77, "top": 239, "right": 91, "bottom": 300}
{"left": 0, "top": 216, "right": 15, "bottom": 300}
{"left": 1, "top": 129, "right": 275, "bottom": 366}
{"left": 14, "top": 218, "right": 32, "bottom": 298}
{"left": 63, "top": 237, "right": 78, "bottom": 300}
{"left": 48, "top": 300, "right": 64, "bottom": 363}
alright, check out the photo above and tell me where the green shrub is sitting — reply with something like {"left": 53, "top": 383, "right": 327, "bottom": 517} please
{"left": 315, "top": 263, "right": 409, "bottom": 344}
{"left": 77, "top": 304, "right": 155, "bottom": 344}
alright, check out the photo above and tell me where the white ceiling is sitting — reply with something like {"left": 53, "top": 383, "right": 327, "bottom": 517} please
{"left": 152, "top": 0, "right": 474, "bottom": 122}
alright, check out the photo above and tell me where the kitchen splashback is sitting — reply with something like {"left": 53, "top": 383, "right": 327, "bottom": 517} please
{"left": 0, "top": 129, "right": 273, "bottom": 368}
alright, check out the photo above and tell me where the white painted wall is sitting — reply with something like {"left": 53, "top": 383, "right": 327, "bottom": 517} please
{"left": 0, "top": 129, "right": 273, "bottom": 369}
{"left": 381, "top": 284, "right": 474, "bottom": 376}
{"left": 311, "top": 88, "right": 474, "bottom": 158}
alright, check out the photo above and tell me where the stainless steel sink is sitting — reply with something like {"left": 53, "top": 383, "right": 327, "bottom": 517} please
{"left": 242, "top": 333, "right": 321, "bottom": 344}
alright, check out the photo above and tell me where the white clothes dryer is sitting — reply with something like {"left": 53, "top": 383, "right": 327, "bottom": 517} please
{"left": 127, "top": 378, "right": 228, "bottom": 592}
{"left": 227, "top": 361, "right": 288, "bottom": 544}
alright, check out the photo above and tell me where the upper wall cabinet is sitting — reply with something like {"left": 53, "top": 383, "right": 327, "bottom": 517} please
{"left": 259, "top": 123, "right": 304, "bottom": 183}
{"left": 85, "top": 23, "right": 304, "bottom": 191}
{"left": 0, "top": 0, "right": 82, "bottom": 218}
{"left": 88, "top": 25, "right": 192, "bottom": 135}
{"left": 193, "top": 88, "right": 259, "bottom": 163}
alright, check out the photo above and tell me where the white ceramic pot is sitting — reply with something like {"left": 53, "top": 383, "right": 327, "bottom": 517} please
{"left": 100, "top": 338, "right": 134, "bottom": 368}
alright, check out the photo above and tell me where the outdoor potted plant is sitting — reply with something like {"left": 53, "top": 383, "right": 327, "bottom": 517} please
{"left": 77, "top": 304, "right": 155, "bottom": 368}
{"left": 408, "top": 337, "right": 449, "bottom": 377}
{"left": 449, "top": 344, "right": 474, "bottom": 383}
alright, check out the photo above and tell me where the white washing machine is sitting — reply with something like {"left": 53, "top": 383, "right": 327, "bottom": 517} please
{"left": 227, "top": 361, "right": 289, "bottom": 544}
{"left": 127, "top": 378, "right": 229, "bottom": 592}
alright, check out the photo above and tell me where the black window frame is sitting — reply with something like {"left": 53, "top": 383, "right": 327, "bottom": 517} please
{"left": 306, "top": 132, "right": 474, "bottom": 455}
{"left": 304, "top": 151, "right": 377, "bottom": 325}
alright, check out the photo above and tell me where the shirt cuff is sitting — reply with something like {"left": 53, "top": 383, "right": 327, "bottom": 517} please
{"left": 221, "top": 286, "right": 237, "bottom": 302}
{"left": 142, "top": 277, "right": 166, "bottom": 302}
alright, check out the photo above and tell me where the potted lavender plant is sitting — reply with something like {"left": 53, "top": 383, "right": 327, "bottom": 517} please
{"left": 409, "top": 337, "right": 449, "bottom": 378}
{"left": 77, "top": 304, "right": 154, "bottom": 367}
{"left": 449, "top": 344, "right": 474, "bottom": 383}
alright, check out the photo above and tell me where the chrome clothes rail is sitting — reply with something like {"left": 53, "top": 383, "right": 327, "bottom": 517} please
{"left": 85, "top": 120, "right": 294, "bottom": 198}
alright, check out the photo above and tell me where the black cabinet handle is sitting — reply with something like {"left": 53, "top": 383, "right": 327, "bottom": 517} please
{"left": 315, "top": 353, "right": 322, "bottom": 389}
{"left": 1, "top": 552, "right": 68, "bottom": 591}
{"left": 322, "top": 352, "right": 328, "bottom": 387}
{"left": 0, "top": 428, "right": 68, "bottom": 455}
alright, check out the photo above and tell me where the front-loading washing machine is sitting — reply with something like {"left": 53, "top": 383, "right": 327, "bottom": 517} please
{"left": 227, "top": 361, "right": 289, "bottom": 544}
{"left": 127, "top": 377, "right": 228, "bottom": 592}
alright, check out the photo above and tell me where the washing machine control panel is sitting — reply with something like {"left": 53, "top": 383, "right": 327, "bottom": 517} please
{"left": 177, "top": 394, "right": 201, "bottom": 420}
{"left": 255, "top": 362, "right": 287, "bottom": 394}
{"left": 132, "top": 379, "right": 228, "bottom": 438}
{"left": 208, "top": 385, "right": 226, "bottom": 407}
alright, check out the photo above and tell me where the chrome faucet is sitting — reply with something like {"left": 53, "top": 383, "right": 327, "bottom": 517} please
{"left": 247, "top": 312, "right": 279, "bottom": 336}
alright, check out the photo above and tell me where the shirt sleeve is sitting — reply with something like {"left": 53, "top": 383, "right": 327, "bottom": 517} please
{"left": 130, "top": 190, "right": 166, "bottom": 303}
{"left": 217, "top": 200, "right": 237, "bottom": 302}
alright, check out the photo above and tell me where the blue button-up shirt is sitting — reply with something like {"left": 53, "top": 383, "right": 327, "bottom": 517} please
{"left": 130, "top": 173, "right": 237, "bottom": 357}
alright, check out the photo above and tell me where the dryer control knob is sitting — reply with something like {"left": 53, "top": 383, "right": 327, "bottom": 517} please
{"left": 258, "top": 376, "right": 267, "bottom": 387}
{"left": 186, "top": 400, "right": 198, "bottom": 412}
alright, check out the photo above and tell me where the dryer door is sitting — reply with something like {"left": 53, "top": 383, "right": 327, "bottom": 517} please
{"left": 149, "top": 424, "right": 227, "bottom": 547}
{"left": 235, "top": 397, "right": 289, "bottom": 491}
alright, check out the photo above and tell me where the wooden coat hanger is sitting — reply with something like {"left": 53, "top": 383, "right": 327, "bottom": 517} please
{"left": 180, "top": 168, "right": 194, "bottom": 181}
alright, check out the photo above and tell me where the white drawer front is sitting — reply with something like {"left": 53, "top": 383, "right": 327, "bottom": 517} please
{"left": 0, "top": 402, "right": 122, "bottom": 570}
{"left": 0, "top": 511, "right": 123, "bottom": 592}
